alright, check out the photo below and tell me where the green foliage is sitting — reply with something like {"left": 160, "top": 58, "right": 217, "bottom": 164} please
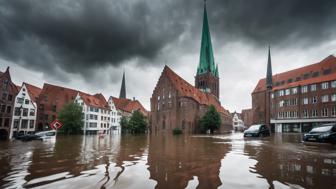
{"left": 127, "top": 110, "right": 147, "bottom": 134}
{"left": 199, "top": 105, "right": 221, "bottom": 134}
{"left": 172, "top": 127, "right": 182, "bottom": 135}
{"left": 120, "top": 116, "right": 129, "bottom": 134}
{"left": 58, "top": 102, "right": 84, "bottom": 135}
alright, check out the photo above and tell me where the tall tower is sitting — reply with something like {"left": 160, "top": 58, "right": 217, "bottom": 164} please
{"left": 265, "top": 46, "right": 273, "bottom": 132}
{"left": 195, "top": 0, "right": 219, "bottom": 99}
{"left": 119, "top": 71, "right": 126, "bottom": 99}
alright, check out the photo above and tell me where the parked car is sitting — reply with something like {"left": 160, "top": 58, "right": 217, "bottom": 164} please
{"left": 244, "top": 124, "right": 270, "bottom": 137}
{"left": 20, "top": 131, "right": 56, "bottom": 142}
{"left": 303, "top": 123, "right": 336, "bottom": 144}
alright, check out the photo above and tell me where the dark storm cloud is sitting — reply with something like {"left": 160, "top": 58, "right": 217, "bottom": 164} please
{"left": 207, "top": 0, "right": 336, "bottom": 47}
{"left": 0, "top": 0, "right": 335, "bottom": 79}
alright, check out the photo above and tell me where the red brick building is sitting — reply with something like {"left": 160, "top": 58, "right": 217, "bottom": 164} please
{"left": 150, "top": 66, "right": 231, "bottom": 134}
{"left": 252, "top": 55, "right": 336, "bottom": 133}
{"left": 150, "top": 2, "right": 231, "bottom": 134}
{"left": 241, "top": 108, "right": 253, "bottom": 127}
{"left": 36, "top": 83, "right": 79, "bottom": 130}
{"left": 0, "top": 67, "right": 19, "bottom": 139}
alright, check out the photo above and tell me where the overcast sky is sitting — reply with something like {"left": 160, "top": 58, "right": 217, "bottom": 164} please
{"left": 0, "top": 0, "right": 335, "bottom": 112}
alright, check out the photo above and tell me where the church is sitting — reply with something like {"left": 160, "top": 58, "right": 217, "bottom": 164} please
{"left": 150, "top": 2, "right": 232, "bottom": 134}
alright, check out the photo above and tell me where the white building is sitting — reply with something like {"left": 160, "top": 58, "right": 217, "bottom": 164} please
{"left": 232, "top": 112, "right": 245, "bottom": 131}
{"left": 108, "top": 97, "right": 121, "bottom": 134}
{"left": 9, "top": 83, "right": 41, "bottom": 139}
{"left": 75, "top": 92, "right": 118, "bottom": 135}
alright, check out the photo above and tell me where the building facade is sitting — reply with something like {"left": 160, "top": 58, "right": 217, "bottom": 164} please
{"left": 241, "top": 108, "right": 253, "bottom": 127}
{"left": 75, "top": 93, "right": 114, "bottom": 134}
{"left": 9, "top": 83, "right": 41, "bottom": 138}
{"left": 252, "top": 55, "right": 336, "bottom": 133}
{"left": 36, "top": 83, "right": 78, "bottom": 131}
{"left": 232, "top": 112, "right": 245, "bottom": 131}
{"left": 150, "top": 66, "right": 231, "bottom": 134}
{"left": 0, "top": 67, "right": 19, "bottom": 139}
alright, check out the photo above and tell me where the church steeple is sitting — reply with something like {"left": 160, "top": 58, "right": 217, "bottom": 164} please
{"left": 196, "top": 0, "right": 216, "bottom": 77}
{"left": 266, "top": 46, "right": 273, "bottom": 90}
{"left": 119, "top": 71, "right": 126, "bottom": 99}
{"left": 195, "top": 1, "right": 220, "bottom": 99}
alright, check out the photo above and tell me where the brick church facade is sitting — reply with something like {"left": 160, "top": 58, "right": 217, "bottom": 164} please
{"left": 150, "top": 2, "right": 232, "bottom": 134}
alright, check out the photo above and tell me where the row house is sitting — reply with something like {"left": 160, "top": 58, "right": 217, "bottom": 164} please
{"left": 0, "top": 67, "right": 19, "bottom": 139}
{"left": 9, "top": 83, "right": 41, "bottom": 138}
{"left": 110, "top": 96, "right": 148, "bottom": 119}
{"left": 252, "top": 54, "right": 336, "bottom": 133}
{"left": 75, "top": 93, "right": 117, "bottom": 134}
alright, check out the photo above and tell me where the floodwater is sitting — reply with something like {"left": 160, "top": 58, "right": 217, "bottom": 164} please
{"left": 0, "top": 133, "right": 335, "bottom": 189}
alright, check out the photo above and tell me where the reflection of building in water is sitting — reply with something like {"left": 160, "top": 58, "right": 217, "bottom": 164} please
{"left": 244, "top": 135, "right": 336, "bottom": 189}
{"left": 147, "top": 135, "right": 230, "bottom": 189}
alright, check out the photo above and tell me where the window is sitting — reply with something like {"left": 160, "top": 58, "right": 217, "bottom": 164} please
{"left": 301, "top": 86, "right": 308, "bottom": 93}
{"left": 310, "top": 84, "right": 316, "bottom": 91}
{"left": 157, "top": 96, "right": 160, "bottom": 101}
{"left": 279, "top": 100, "right": 284, "bottom": 107}
{"left": 331, "top": 81, "right": 336, "bottom": 88}
{"left": 321, "top": 108, "right": 328, "bottom": 117}
{"left": 21, "top": 119, "right": 28, "bottom": 129}
{"left": 14, "top": 107, "right": 21, "bottom": 116}
{"left": 4, "top": 118, "right": 9, "bottom": 127}
{"left": 311, "top": 109, "right": 318, "bottom": 117}
{"left": 25, "top": 99, "right": 29, "bottom": 104}
{"left": 17, "top": 97, "right": 24, "bottom": 104}
{"left": 331, "top": 106, "right": 336, "bottom": 117}
{"left": 89, "top": 114, "right": 98, "bottom": 120}
{"left": 302, "top": 110, "right": 309, "bottom": 118}
{"left": 279, "top": 90, "right": 284, "bottom": 96}
{"left": 29, "top": 120, "right": 34, "bottom": 128}
{"left": 312, "top": 96, "right": 317, "bottom": 104}
{"left": 292, "top": 87, "right": 298, "bottom": 94}
{"left": 7, "top": 94, "right": 13, "bottom": 101}
{"left": 6, "top": 106, "right": 11, "bottom": 114}
{"left": 332, "top": 94, "right": 336, "bottom": 102}
{"left": 1, "top": 105, "right": 5, "bottom": 113}
{"left": 52, "top": 105, "right": 57, "bottom": 112}
{"left": 321, "top": 82, "right": 329, "bottom": 89}
{"left": 271, "top": 93, "right": 274, "bottom": 98}
{"left": 89, "top": 122, "right": 97, "bottom": 128}
{"left": 302, "top": 98, "right": 309, "bottom": 105}
{"left": 29, "top": 109, "right": 35, "bottom": 116}
{"left": 22, "top": 108, "right": 28, "bottom": 116}
{"left": 2, "top": 93, "right": 7, "bottom": 100}
{"left": 168, "top": 91, "right": 172, "bottom": 98}
{"left": 13, "top": 119, "right": 20, "bottom": 129}
{"left": 285, "top": 89, "right": 290, "bottom": 95}
{"left": 321, "top": 95, "right": 329, "bottom": 103}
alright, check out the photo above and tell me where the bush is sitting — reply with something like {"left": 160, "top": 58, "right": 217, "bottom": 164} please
{"left": 172, "top": 127, "right": 183, "bottom": 135}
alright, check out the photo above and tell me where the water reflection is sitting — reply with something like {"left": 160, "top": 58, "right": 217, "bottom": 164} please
{"left": 0, "top": 133, "right": 335, "bottom": 189}
{"left": 147, "top": 135, "right": 231, "bottom": 189}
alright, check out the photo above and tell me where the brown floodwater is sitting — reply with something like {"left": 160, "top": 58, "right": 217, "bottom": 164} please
{"left": 0, "top": 133, "right": 335, "bottom": 189}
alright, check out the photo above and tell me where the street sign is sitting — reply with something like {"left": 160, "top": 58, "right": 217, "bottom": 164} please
{"left": 50, "top": 119, "right": 63, "bottom": 130}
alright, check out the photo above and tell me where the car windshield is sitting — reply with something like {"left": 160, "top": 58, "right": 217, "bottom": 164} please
{"left": 310, "top": 126, "right": 333, "bottom": 133}
{"left": 247, "top": 125, "right": 260, "bottom": 131}
{"left": 35, "top": 132, "right": 45, "bottom": 137}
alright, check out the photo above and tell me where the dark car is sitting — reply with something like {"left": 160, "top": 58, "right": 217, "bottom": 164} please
{"left": 244, "top": 124, "right": 270, "bottom": 137}
{"left": 303, "top": 123, "right": 336, "bottom": 144}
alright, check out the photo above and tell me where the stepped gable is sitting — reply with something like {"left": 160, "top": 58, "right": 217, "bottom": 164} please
{"left": 253, "top": 55, "right": 336, "bottom": 93}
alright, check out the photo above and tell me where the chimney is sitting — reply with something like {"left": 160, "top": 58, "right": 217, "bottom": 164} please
{"left": 133, "top": 97, "right": 135, "bottom": 101}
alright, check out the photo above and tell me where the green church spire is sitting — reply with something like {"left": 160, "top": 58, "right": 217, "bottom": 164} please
{"left": 197, "top": 1, "right": 217, "bottom": 77}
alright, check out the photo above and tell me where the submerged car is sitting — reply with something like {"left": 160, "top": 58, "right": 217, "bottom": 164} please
{"left": 21, "top": 130, "right": 56, "bottom": 141}
{"left": 303, "top": 123, "right": 336, "bottom": 144}
{"left": 244, "top": 124, "right": 270, "bottom": 137}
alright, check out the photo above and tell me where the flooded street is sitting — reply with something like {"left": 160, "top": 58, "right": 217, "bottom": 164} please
{"left": 0, "top": 133, "right": 335, "bottom": 189}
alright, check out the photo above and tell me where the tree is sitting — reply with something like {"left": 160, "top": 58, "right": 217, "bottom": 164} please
{"left": 58, "top": 102, "right": 84, "bottom": 135}
{"left": 199, "top": 105, "right": 221, "bottom": 134}
{"left": 127, "top": 110, "right": 147, "bottom": 134}
{"left": 120, "top": 116, "right": 128, "bottom": 134}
